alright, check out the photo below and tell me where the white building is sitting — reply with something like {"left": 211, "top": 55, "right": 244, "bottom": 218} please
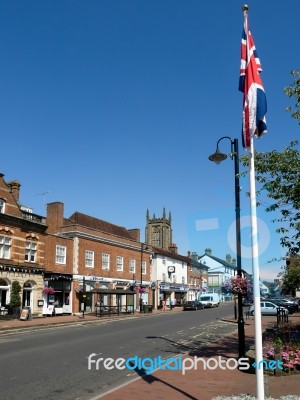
{"left": 198, "top": 248, "right": 237, "bottom": 301}
{"left": 150, "top": 247, "right": 191, "bottom": 308}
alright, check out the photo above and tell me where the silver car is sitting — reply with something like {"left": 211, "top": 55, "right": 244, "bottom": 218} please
{"left": 249, "top": 301, "right": 288, "bottom": 316}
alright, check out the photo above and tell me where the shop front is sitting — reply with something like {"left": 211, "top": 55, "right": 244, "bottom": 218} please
{"left": 42, "top": 273, "right": 72, "bottom": 315}
{"left": 158, "top": 283, "right": 188, "bottom": 308}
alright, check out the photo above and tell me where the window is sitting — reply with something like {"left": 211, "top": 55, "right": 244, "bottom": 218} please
{"left": 25, "top": 241, "right": 37, "bottom": 262}
{"left": 0, "top": 236, "right": 11, "bottom": 259}
{"left": 0, "top": 199, "right": 5, "bottom": 214}
{"left": 116, "top": 256, "right": 123, "bottom": 272}
{"left": 182, "top": 277, "right": 186, "bottom": 284}
{"left": 85, "top": 250, "right": 94, "bottom": 268}
{"left": 56, "top": 245, "right": 66, "bottom": 264}
{"left": 173, "top": 274, "right": 177, "bottom": 283}
{"left": 142, "top": 261, "right": 146, "bottom": 275}
{"left": 102, "top": 253, "right": 110, "bottom": 270}
{"left": 162, "top": 273, "right": 167, "bottom": 282}
{"left": 129, "top": 259, "right": 135, "bottom": 273}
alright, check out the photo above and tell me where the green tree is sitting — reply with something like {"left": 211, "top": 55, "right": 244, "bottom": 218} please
{"left": 10, "top": 280, "right": 21, "bottom": 308}
{"left": 241, "top": 141, "right": 300, "bottom": 255}
{"left": 284, "top": 69, "right": 300, "bottom": 123}
{"left": 282, "top": 258, "right": 300, "bottom": 295}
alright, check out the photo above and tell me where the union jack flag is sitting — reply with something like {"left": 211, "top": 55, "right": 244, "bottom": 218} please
{"left": 239, "top": 12, "right": 267, "bottom": 149}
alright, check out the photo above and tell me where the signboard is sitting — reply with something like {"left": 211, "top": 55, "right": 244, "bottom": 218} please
{"left": 20, "top": 308, "right": 29, "bottom": 321}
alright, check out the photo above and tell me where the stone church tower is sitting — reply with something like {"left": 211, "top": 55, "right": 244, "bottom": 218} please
{"left": 145, "top": 208, "right": 173, "bottom": 251}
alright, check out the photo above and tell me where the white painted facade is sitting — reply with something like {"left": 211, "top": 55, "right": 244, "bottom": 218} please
{"left": 151, "top": 252, "right": 190, "bottom": 308}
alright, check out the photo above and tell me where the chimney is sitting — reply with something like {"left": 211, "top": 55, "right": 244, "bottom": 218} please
{"left": 205, "top": 248, "right": 212, "bottom": 256}
{"left": 46, "top": 202, "right": 64, "bottom": 234}
{"left": 191, "top": 252, "right": 198, "bottom": 261}
{"left": 168, "top": 243, "right": 178, "bottom": 254}
{"left": 232, "top": 258, "right": 236, "bottom": 266}
{"left": 8, "top": 180, "right": 21, "bottom": 202}
{"left": 128, "top": 228, "right": 140, "bottom": 242}
{"left": 226, "top": 254, "right": 232, "bottom": 264}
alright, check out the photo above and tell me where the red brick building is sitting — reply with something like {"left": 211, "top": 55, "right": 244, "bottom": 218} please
{"left": 0, "top": 173, "right": 47, "bottom": 316}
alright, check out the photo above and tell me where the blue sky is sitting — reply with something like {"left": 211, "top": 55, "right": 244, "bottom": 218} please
{"left": 1, "top": 1, "right": 299, "bottom": 280}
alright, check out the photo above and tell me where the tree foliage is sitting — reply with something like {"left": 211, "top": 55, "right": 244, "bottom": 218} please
{"left": 10, "top": 280, "right": 21, "bottom": 308}
{"left": 241, "top": 141, "right": 300, "bottom": 255}
{"left": 284, "top": 70, "right": 300, "bottom": 123}
{"left": 282, "top": 258, "right": 300, "bottom": 294}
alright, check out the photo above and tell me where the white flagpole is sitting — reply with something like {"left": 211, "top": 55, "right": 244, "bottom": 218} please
{"left": 249, "top": 136, "right": 264, "bottom": 399}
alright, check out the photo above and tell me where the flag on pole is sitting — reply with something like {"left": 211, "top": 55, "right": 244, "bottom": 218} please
{"left": 239, "top": 9, "right": 267, "bottom": 148}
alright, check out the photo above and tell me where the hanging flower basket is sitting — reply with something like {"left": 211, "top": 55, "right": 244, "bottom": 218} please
{"left": 221, "top": 276, "right": 252, "bottom": 297}
{"left": 231, "top": 276, "right": 249, "bottom": 296}
{"left": 42, "top": 287, "right": 55, "bottom": 295}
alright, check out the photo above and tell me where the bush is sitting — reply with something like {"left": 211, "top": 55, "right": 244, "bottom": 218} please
{"left": 10, "top": 281, "right": 21, "bottom": 308}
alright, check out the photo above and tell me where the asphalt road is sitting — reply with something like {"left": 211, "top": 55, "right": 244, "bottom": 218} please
{"left": 0, "top": 303, "right": 236, "bottom": 400}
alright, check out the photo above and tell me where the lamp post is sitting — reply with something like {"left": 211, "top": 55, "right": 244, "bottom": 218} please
{"left": 140, "top": 243, "right": 145, "bottom": 313}
{"left": 209, "top": 136, "right": 245, "bottom": 358}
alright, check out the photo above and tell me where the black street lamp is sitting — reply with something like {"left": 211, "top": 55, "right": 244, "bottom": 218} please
{"left": 140, "top": 243, "right": 146, "bottom": 313}
{"left": 209, "top": 136, "right": 245, "bottom": 358}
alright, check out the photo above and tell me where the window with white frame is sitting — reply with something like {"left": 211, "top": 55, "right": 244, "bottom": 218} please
{"left": 0, "top": 236, "right": 11, "bottom": 259}
{"left": 182, "top": 276, "right": 185, "bottom": 284}
{"left": 102, "top": 253, "right": 110, "bottom": 270}
{"left": 85, "top": 250, "right": 94, "bottom": 268}
{"left": 129, "top": 259, "right": 135, "bottom": 273}
{"left": 116, "top": 256, "right": 123, "bottom": 272}
{"left": 0, "top": 199, "right": 5, "bottom": 214}
{"left": 56, "top": 245, "right": 66, "bottom": 264}
{"left": 162, "top": 273, "right": 166, "bottom": 282}
{"left": 25, "top": 241, "right": 37, "bottom": 262}
{"left": 173, "top": 274, "right": 177, "bottom": 283}
{"left": 141, "top": 261, "right": 146, "bottom": 275}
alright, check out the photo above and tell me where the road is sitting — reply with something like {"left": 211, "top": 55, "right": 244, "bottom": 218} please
{"left": 0, "top": 303, "right": 236, "bottom": 400}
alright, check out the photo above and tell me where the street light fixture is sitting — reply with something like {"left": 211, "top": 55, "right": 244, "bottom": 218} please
{"left": 140, "top": 243, "right": 146, "bottom": 313}
{"left": 209, "top": 136, "right": 245, "bottom": 358}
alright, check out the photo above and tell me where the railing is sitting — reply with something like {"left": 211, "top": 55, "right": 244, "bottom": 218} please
{"left": 21, "top": 211, "right": 46, "bottom": 224}
{"left": 277, "top": 308, "right": 288, "bottom": 325}
{"left": 95, "top": 304, "right": 135, "bottom": 317}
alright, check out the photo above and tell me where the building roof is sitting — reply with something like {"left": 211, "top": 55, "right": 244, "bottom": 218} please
{"left": 66, "top": 212, "right": 134, "bottom": 240}
{"left": 199, "top": 253, "right": 237, "bottom": 270}
{"left": 151, "top": 246, "right": 190, "bottom": 263}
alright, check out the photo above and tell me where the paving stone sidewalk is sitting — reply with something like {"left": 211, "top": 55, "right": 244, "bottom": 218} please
{"left": 1, "top": 309, "right": 299, "bottom": 399}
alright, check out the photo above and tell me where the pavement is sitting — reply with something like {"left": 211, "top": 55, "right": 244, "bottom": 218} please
{"left": 1, "top": 307, "right": 300, "bottom": 400}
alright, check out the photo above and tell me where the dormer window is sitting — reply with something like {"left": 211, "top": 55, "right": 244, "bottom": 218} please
{"left": 0, "top": 199, "right": 5, "bottom": 214}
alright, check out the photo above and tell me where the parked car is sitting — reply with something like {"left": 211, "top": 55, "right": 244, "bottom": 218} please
{"left": 249, "top": 301, "right": 289, "bottom": 316}
{"left": 268, "top": 299, "right": 298, "bottom": 314}
{"left": 183, "top": 300, "right": 204, "bottom": 311}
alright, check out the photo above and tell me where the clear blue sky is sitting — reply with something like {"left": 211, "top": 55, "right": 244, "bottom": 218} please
{"left": 1, "top": 1, "right": 299, "bottom": 280}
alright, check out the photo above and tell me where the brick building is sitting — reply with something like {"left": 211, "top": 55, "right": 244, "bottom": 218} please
{"left": 0, "top": 173, "right": 46, "bottom": 316}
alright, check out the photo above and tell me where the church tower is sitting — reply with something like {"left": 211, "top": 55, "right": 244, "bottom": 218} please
{"left": 145, "top": 208, "right": 172, "bottom": 250}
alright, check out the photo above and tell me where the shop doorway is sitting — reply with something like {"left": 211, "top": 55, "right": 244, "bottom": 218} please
{"left": 22, "top": 282, "right": 33, "bottom": 308}
{"left": 0, "top": 278, "right": 9, "bottom": 307}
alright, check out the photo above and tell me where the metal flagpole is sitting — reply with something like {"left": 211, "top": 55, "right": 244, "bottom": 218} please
{"left": 241, "top": 5, "right": 265, "bottom": 397}
{"left": 249, "top": 136, "right": 264, "bottom": 399}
